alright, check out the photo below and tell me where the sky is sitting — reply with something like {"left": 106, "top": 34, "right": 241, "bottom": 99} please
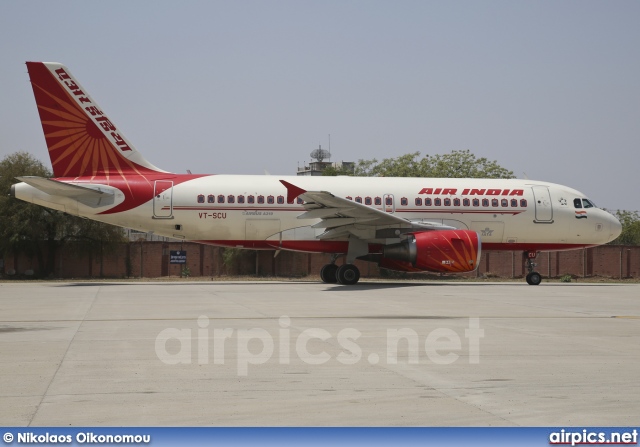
{"left": 1, "top": 0, "right": 638, "bottom": 211}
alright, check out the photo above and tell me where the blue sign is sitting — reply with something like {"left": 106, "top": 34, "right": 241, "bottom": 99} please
{"left": 169, "top": 251, "right": 187, "bottom": 264}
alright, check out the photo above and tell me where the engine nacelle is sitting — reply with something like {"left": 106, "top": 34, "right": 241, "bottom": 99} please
{"left": 381, "top": 230, "right": 481, "bottom": 273}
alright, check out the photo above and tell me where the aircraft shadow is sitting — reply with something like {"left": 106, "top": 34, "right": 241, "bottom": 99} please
{"left": 50, "top": 280, "right": 625, "bottom": 288}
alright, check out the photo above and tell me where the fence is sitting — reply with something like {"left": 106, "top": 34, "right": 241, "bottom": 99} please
{"left": 1, "top": 242, "right": 638, "bottom": 279}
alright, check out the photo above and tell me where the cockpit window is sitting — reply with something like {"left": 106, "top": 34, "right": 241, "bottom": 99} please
{"left": 582, "top": 199, "right": 595, "bottom": 209}
{"left": 574, "top": 198, "right": 582, "bottom": 209}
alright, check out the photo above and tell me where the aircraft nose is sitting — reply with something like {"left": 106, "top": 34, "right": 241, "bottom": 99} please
{"left": 609, "top": 213, "right": 622, "bottom": 242}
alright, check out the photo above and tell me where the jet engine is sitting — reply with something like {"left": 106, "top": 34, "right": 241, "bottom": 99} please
{"left": 381, "top": 229, "right": 481, "bottom": 273}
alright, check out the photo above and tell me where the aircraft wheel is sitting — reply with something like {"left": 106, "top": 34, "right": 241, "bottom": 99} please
{"left": 526, "top": 272, "right": 542, "bottom": 286}
{"left": 320, "top": 264, "right": 338, "bottom": 283}
{"left": 336, "top": 264, "right": 360, "bottom": 285}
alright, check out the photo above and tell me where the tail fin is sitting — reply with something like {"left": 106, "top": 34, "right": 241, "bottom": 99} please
{"left": 26, "top": 62, "right": 168, "bottom": 179}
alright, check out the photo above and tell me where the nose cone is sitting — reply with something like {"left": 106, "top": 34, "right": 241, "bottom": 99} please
{"left": 609, "top": 213, "right": 622, "bottom": 242}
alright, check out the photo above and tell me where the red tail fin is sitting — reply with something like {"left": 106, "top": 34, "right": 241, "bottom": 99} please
{"left": 26, "top": 62, "right": 167, "bottom": 179}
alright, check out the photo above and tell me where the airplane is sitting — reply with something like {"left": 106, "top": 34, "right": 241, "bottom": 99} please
{"left": 11, "top": 62, "right": 622, "bottom": 285}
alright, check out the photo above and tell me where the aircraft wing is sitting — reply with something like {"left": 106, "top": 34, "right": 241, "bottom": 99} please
{"left": 280, "top": 180, "right": 454, "bottom": 240}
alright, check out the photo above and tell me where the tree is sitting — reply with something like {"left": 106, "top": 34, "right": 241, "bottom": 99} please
{"left": 354, "top": 149, "right": 515, "bottom": 179}
{"left": 322, "top": 165, "right": 355, "bottom": 176}
{"left": 0, "top": 152, "right": 52, "bottom": 273}
{"left": 608, "top": 210, "right": 640, "bottom": 246}
{"left": 0, "top": 152, "right": 126, "bottom": 277}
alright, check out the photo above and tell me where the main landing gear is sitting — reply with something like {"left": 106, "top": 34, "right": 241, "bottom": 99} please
{"left": 336, "top": 264, "right": 360, "bottom": 285}
{"left": 524, "top": 251, "right": 542, "bottom": 285}
{"left": 319, "top": 263, "right": 338, "bottom": 284}
{"left": 320, "top": 255, "right": 361, "bottom": 285}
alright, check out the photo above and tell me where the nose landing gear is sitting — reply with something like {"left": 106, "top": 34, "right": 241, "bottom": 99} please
{"left": 524, "top": 251, "right": 542, "bottom": 285}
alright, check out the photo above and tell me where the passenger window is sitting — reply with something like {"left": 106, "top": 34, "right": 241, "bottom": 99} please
{"left": 434, "top": 198, "right": 442, "bottom": 206}
{"left": 520, "top": 199, "right": 528, "bottom": 207}
{"left": 237, "top": 195, "right": 245, "bottom": 204}
{"left": 415, "top": 198, "right": 423, "bottom": 206}
{"left": 267, "top": 195, "right": 275, "bottom": 204}
{"left": 257, "top": 195, "right": 265, "bottom": 204}
{"left": 482, "top": 199, "right": 489, "bottom": 207}
{"left": 374, "top": 197, "right": 382, "bottom": 206}
{"left": 355, "top": 196, "right": 362, "bottom": 203}
{"left": 463, "top": 198, "right": 470, "bottom": 207}
{"left": 385, "top": 197, "right": 392, "bottom": 206}
{"left": 365, "top": 197, "right": 372, "bottom": 205}
{"left": 297, "top": 197, "right": 304, "bottom": 204}
{"left": 400, "top": 197, "right": 408, "bottom": 206}
{"left": 501, "top": 199, "right": 508, "bottom": 207}
{"left": 197, "top": 194, "right": 205, "bottom": 204}
{"left": 207, "top": 194, "right": 215, "bottom": 204}
{"left": 425, "top": 198, "right": 432, "bottom": 206}
{"left": 444, "top": 198, "right": 451, "bottom": 206}
{"left": 217, "top": 195, "right": 225, "bottom": 204}
{"left": 453, "top": 198, "right": 460, "bottom": 207}
{"left": 248, "top": 195, "right": 255, "bottom": 204}
{"left": 277, "top": 195, "right": 284, "bottom": 204}
{"left": 472, "top": 198, "right": 480, "bottom": 207}
{"left": 511, "top": 199, "right": 518, "bottom": 207}
{"left": 227, "top": 195, "right": 235, "bottom": 204}
{"left": 574, "top": 198, "right": 582, "bottom": 209}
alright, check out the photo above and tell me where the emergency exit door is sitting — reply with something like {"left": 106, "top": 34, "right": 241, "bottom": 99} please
{"left": 153, "top": 181, "right": 173, "bottom": 218}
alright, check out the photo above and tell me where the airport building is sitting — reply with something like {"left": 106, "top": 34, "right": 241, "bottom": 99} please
{"left": 296, "top": 145, "right": 355, "bottom": 176}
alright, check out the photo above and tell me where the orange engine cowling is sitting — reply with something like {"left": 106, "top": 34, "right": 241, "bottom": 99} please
{"left": 381, "top": 229, "right": 481, "bottom": 273}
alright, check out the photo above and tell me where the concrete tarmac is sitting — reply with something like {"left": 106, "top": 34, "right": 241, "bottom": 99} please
{"left": 0, "top": 280, "right": 638, "bottom": 426}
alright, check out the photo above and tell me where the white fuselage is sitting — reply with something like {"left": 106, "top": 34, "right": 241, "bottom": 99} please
{"left": 13, "top": 175, "right": 621, "bottom": 253}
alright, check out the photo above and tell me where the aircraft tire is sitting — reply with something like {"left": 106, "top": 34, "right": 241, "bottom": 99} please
{"left": 336, "top": 264, "right": 360, "bottom": 285}
{"left": 320, "top": 264, "right": 338, "bottom": 283}
{"left": 526, "top": 272, "right": 542, "bottom": 286}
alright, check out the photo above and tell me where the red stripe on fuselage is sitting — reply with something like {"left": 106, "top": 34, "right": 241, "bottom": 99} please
{"left": 55, "top": 174, "right": 207, "bottom": 215}
{"left": 193, "top": 240, "right": 598, "bottom": 254}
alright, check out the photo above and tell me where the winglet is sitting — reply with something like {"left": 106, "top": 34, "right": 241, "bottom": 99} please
{"left": 279, "top": 180, "right": 306, "bottom": 204}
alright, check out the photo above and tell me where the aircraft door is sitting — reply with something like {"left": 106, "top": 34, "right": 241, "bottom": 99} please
{"left": 532, "top": 186, "right": 553, "bottom": 222}
{"left": 153, "top": 180, "right": 173, "bottom": 218}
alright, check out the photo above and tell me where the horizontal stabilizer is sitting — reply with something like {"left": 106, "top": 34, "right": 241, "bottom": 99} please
{"left": 16, "top": 176, "right": 112, "bottom": 199}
